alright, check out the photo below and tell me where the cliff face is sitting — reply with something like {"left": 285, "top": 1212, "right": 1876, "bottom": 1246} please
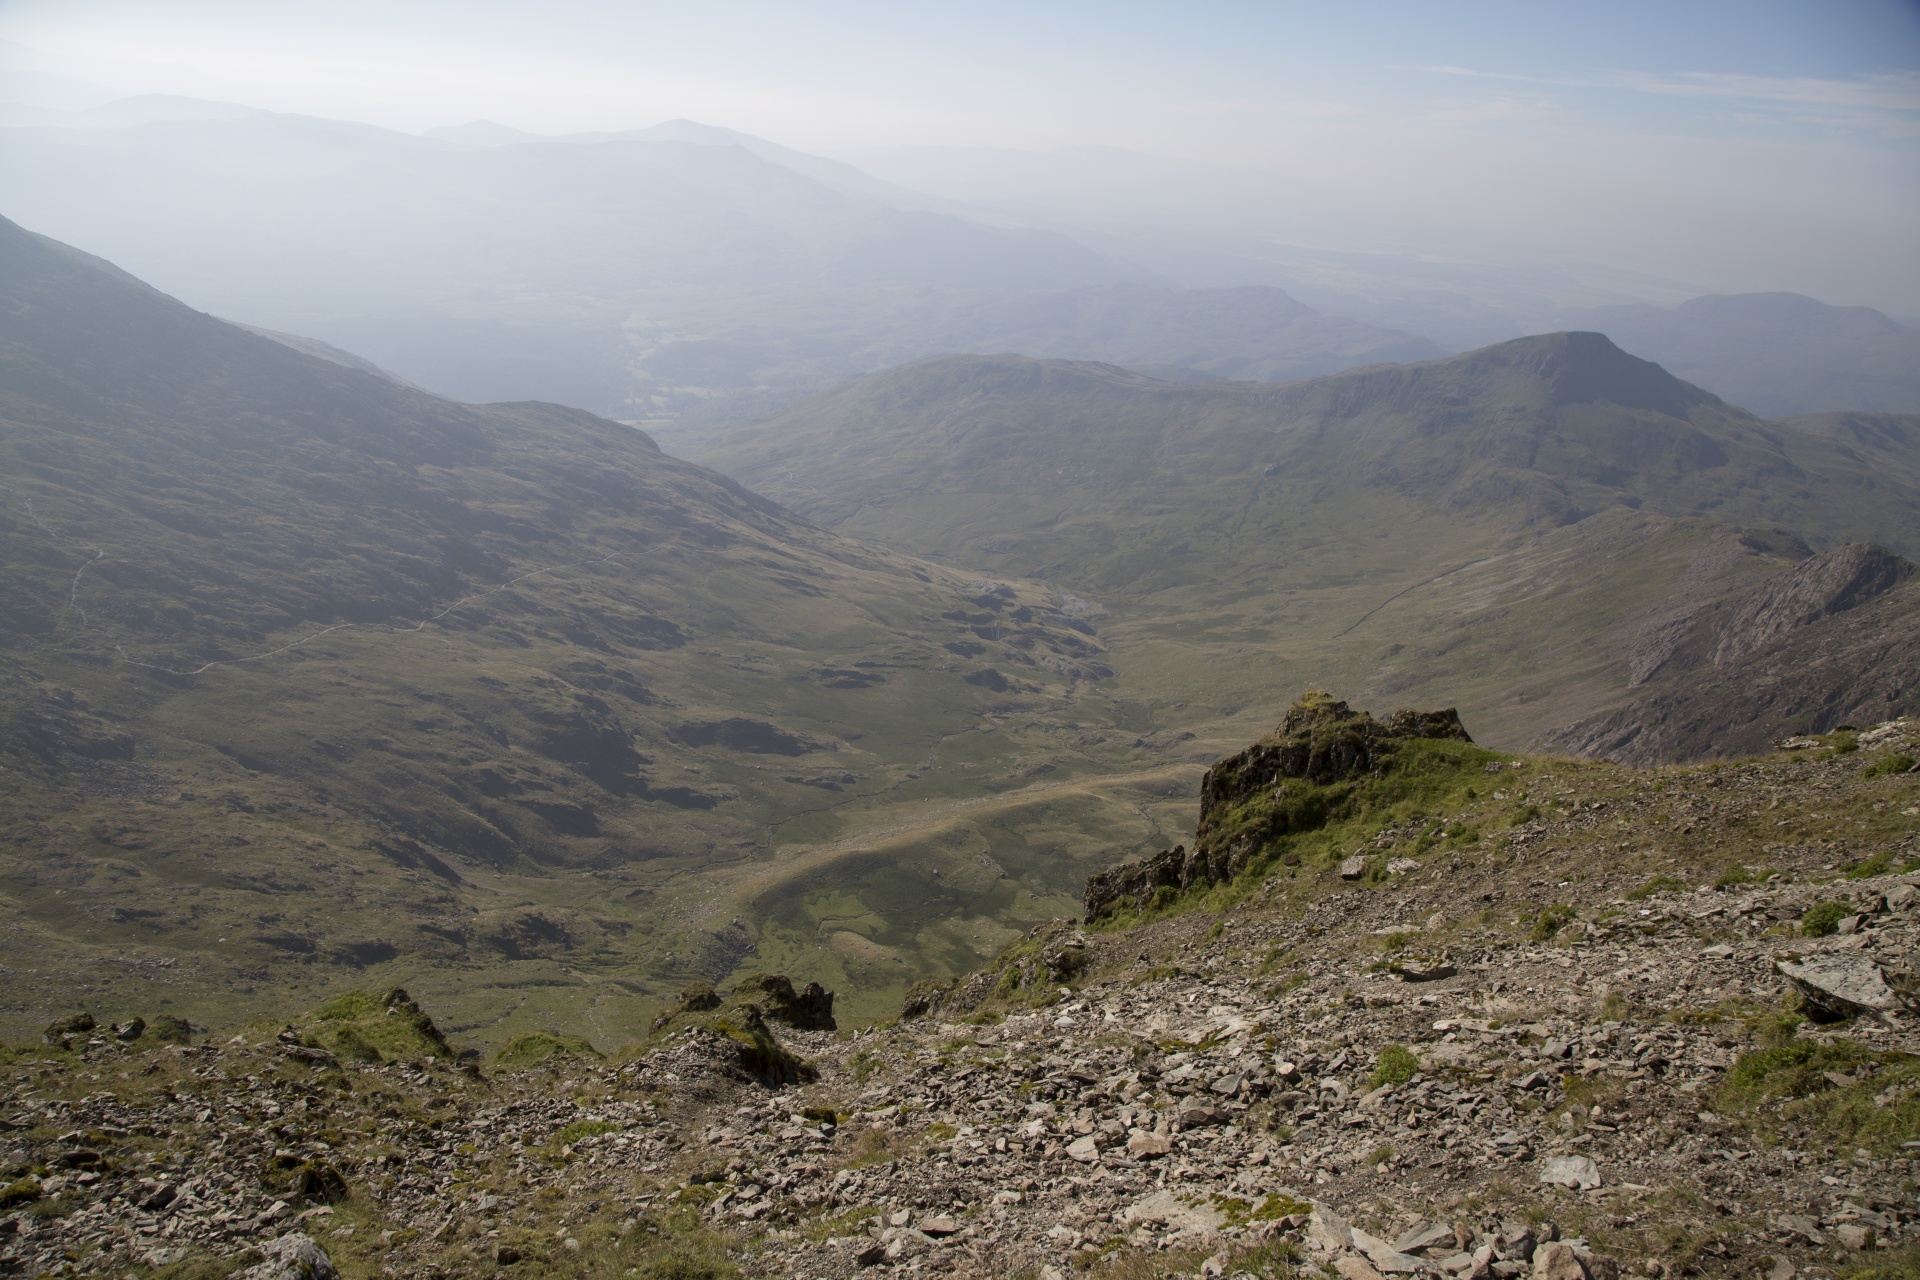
{"left": 1085, "top": 693, "right": 1472, "bottom": 921}
{"left": 1546, "top": 545, "right": 1920, "bottom": 764}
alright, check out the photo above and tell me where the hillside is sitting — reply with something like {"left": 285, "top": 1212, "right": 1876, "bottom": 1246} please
{"left": 0, "top": 110, "right": 1432, "bottom": 423}
{"left": 1568, "top": 293, "right": 1920, "bottom": 418}
{"left": 695, "top": 342, "right": 1920, "bottom": 755}
{"left": 0, "top": 216, "right": 1220, "bottom": 1043}
{"left": 1540, "top": 545, "right": 1920, "bottom": 764}
{"left": 0, "top": 697, "right": 1912, "bottom": 1280}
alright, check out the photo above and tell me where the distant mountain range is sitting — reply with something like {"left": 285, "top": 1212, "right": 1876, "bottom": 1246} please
{"left": 1561, "top": 292, "right": 1920, "bottom": 417}
{"left": 0, "top": 100, "right": 1433, "bottom": 426}
{"left": 5, "top": 97, "right": 1914, "bottom": 428}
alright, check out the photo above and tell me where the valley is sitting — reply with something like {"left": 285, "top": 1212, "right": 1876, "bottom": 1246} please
{"left": 3, "top": 213, "right": 1918, "bottom": 1067}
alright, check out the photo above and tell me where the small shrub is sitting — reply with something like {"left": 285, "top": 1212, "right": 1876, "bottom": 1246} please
{"left": 1844, "top": 852, "right": 1895, "bottom": 880}
{"left": 1628, "top": 876, "right": 1685, "bottom": 900}
{"left": 553, "top": 1119, "right": 620, "bottom": 1147}
{"left": 1531, "top": 904, "right": 1576, "bottom": 942}
{"left": 1369, "top": 1044, "right": 1420, "bottom": 1089}
{"left": 1801, "top": 901, "right": 1848, "bottom": 937}
{"left": 1721, "top": 1039, "right": 1870, "bottom": 1108}
{"left": 1831, "top": 732, "right": 1860, "bottom": 754}
{"left": 1865, "top": 753, "right": 1915, "bottom": 779}
{"left": 1714, "top": 865, "right": 1755, "bottom": 888}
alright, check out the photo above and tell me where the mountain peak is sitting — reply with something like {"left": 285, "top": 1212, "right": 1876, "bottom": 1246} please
{"left": 1462, "top": 329, "right": 1717, "bottom": 416}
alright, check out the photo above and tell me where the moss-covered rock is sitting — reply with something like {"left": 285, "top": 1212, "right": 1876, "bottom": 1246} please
{"left": 730, "top": 974, "right": 836, "bottom": 1031}
{"left": 493, "top": 1031, "right": 605, "bottom": 1071}
{"left": 1084, "top": 692, "right": 1476, "bottom": 920}
{"left": 295, "top": 988, "right": 455, "bottom": 1064}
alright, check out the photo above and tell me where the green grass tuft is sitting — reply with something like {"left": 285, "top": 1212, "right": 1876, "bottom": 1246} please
{"left": 1864, "top": 753, "right": 1915, "bottom": 779}
{"left": 1801, "top": 901, "right": 1848, "bottom": 936}
{"left": 1369, "top": 1044, "right": 1420, "bottom": 1089}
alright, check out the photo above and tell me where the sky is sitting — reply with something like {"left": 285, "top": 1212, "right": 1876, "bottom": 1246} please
{"left": 2, "top": 0, "right": 1918, "bottom": 309}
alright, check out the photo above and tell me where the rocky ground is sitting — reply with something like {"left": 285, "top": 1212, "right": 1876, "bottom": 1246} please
{"left": 0, "top": 709, "right": 1914, "bottom": 1280}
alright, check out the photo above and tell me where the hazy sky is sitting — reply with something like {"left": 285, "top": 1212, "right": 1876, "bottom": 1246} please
{"left": 3, "top": 0, "right": 1918, "bottom": 308}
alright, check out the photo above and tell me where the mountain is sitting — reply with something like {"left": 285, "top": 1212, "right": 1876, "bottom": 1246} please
{"left": 2, "top": 695, "right": 1913, "bottom": 1280}
{"left": 0, "top": 215, "right": 1209, "bottom": 1040}
{"left": 697, "top": 337, "right": 1920, "bottom": 752}
{"left": 0, "top": 106, "right": 1433, "bottom": 425}
{"left": 1568, "top": 292, "right": 1920, "bottom": 417}
{"left": 1540, "top": 544, "right": 1920, "bottom": 763}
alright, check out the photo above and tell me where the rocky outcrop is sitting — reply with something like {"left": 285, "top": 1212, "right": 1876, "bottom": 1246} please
{"left": 1200, "top": 695, "right": 1471, "bottom": 824}
{"left": 1085, "top": 693, "right": 1472, "bottom": 920}
{"left": 732, "top": 973, "right": 836, "bottom": 1031}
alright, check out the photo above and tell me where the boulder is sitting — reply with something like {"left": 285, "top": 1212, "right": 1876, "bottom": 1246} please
{"left": 239, "top": 1233, "right": 337, "bottom": 1280}
{"left": 1126, "top": 1129, "right": 1172, "bottom": 1158}
{"left": 1532, "top": 1242, "right": 1589, "bottom": 1280}
{"left": 1775, "top": 954, "right": 1909, "bottom": 1019}
{"left": 1353, "top": 1226, "right": 1431, "bottom": 1273}
{"left": 1310, "top": 1205, "right": 1355, "bottom": 1252}
{"left": 1539, "top": 1155, "right": 1602, "bottom": 1190}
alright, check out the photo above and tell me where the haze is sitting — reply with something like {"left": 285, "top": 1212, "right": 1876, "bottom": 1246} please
{"left": 2, "top": 0, "right": 1917, "bottom": 423}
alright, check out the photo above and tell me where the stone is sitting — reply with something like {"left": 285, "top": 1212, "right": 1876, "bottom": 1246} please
{"left": 1310, "top": 1205, "right": 1355, "bottom": 1252}
{"left": 1209, "top": 1074, "right": 1243, "bottom": 1096}
{"left": 1532, "top": 1242, "right": 1589, "bottom": 1280}
{"left": 1339, "top": 1258, "right": 1390, "bottom": 1280}
{"left": 1833, "top": 1225, "right": 1873, "bottom": 1250}
{"left": 238, "top": 1233, "right": 337, "bottom": 1280}
{"left": 1123, "top": 1189, "right": 1226, "bottom": 1234}
{"left": 1767, "top": 1259, "right": 1794, "bottom": 1280}
{"left": 1776, "top": 1216, "right": 1822, "bottom": 1243}
{"left": 41, "top": 1012, "right": 94, "bottom": 1046}
{"left": 920, "top": 1216, "right": 959, "bottom": 1236}
{"left": 1401, "top": 964, "right": 1458, "bottom": 983}
{"left": 1699, "top": 944, "right": 1734, "bottom": 959}
{"left": 881, "top": 1228, "right": 934, "bottom": 1262}
{"left": 1341, "top": 857, "right": 1370, "bottom": 880}
{"left": 1776, "top": 955, "right": 1907, "bottom": 1018}
{"left": 1539, "top": 1156, "right": 1602, "bottom": 1190}
{"left": 1398, "top": 1223, "right": 1459, "bottom": 1254}
{"left": 1388, "top": 858, "right": 1421, "bottom": 875}
{"left": 1126, "top": 1130, "right": 1172, "bottom": 1158}
{"left": 1353, "top": 1227, "right": 1430, "bottom": 1273}
{"left": 1066, "top": 1135, "right": 1100, "bottom": 1163}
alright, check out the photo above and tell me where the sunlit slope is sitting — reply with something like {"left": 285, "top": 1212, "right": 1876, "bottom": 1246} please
{"left": 696, "top": 342, "right": 1920, "bottom": 748}
{"left": 0, "top": 216, "right": 1197, "bottom": 1041}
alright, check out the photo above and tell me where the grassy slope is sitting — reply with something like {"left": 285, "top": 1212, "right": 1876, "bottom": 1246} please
{"left": 0, "top": 219, "right": 1215, "bottom": 1042}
